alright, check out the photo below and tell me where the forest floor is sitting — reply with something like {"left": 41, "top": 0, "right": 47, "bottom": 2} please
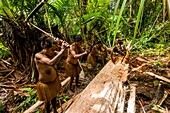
{"left": 0, "top": 54, "right": 170, "bottom": 113}
{"left": 57, "top": 54, "right": 170, "bottom": 113}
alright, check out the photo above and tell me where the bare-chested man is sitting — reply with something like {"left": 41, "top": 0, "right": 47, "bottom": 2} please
{"left": 34, "top": 35, "right": 68, "bottom": 113}
{"left": 87, "top": 41, "right": 107, "bottom": 67}
{"left": 65, "top": 35, "right": 89, "bottom": 92}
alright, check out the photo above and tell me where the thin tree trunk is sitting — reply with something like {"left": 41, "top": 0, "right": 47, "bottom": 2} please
{"left": 167, "top": 0, "right": 170, "bottom": 24}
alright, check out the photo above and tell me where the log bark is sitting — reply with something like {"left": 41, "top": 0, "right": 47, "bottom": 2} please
{"left": 65, "top": 60, "right": 130, "bottom": 113}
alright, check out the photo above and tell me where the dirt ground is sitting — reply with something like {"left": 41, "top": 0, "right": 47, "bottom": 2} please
{"left": 59, "top": 55, "right": 170, "bottom": 113}
{"left": 0, "top": 55, "right": 170, "bottom": 112}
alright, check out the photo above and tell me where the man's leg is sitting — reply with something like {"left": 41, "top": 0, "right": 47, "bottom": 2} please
{"left": 76, "top": 74, "right": 79, "bottom": 87}
{"left": 44, "top": 101, "right": 50, "bottom": 113}
{"left": 51, "top": 97, "right": 57, "bottom": 113}
{"left": 69, "top": 77, "right": 74, "bottom": 92}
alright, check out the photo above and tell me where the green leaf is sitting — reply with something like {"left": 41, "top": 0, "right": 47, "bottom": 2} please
{"left": 22, "top": 87, "right": 32, "bottom": 92}
{"left": 112, "top": 0, "right": 127, "bottom": 46}
{"left": 132, "top": 0, "right": 145, "bottom": 44}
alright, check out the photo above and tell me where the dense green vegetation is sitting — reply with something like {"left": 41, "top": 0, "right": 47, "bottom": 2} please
{"left": 0, "top": 0, "right": 169, "bottom": 112}
{"left": 0, "top": 0, "right": 169, "bottom": 50}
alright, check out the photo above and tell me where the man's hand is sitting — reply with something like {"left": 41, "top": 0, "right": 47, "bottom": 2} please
{"left": 61, "top": 41, "right": 70, "bottom": 49}
{"left": 85, "top": 45, "right": 90, "bottom": 53}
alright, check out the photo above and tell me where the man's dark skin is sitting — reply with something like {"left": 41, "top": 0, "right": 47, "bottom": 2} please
{"left": 87, "top": 41, "right": 108, "bottom": 67}
{"left": 65, "top": 35, "right": 89, "bottom": 92}
{"left": 34, "top": 36, "right": 68, "bottom": 113}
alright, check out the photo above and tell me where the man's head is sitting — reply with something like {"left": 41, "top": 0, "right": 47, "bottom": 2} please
{"left": 95, "top": 41, "right": 102, "bottom": 47}
{"left": 115, "top": 38, "right": 123, "bottom": 45}
{"left": 40, "top": 35, "right": 54, "bottom": 49}
{"left": 96, "top": 41, "right": 102, "bottom": 45}
{"left": 73, "top": 35, "right": 82, "bottom": 46}
{"left": 74, "top": 35, "right": 82, "bottom": 42}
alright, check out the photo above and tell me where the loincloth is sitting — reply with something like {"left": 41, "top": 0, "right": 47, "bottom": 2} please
{"left": 36, "top": 77, "right": 61, "bottom": 102}
{"left": 65, "top": 61, "right": 81, "bottom": 77}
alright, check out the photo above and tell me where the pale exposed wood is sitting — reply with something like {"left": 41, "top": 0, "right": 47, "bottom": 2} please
{"left": 132, "top": 63, "right": 148, "bottom": 72}
{"left": 145, "top": 72, "right": 170, "bottom": 83}
{"left": 61, "top": 77, "right": 71, "bottom": 86}
{"left": 136, "top": 57, "right": 149, "bottom": 63}
{"left": 152, "top": 105, "right": 169, "bottom": 113}
{"left": 127, "top": 86, "right": 136, "bottom": 113}
{"left": 24, "top": 101, "right": 44, "bottom": 113}
{"left": 24, "top": 77, "right": 71, "bottom": 113}
{"left": 117, "top": 86, "right": 126, "bottom": 113}
{"left": 1, "top": 59, "right": 11, "bottom": 65}
{"left": 65, "top": 60, "right": 129, "bottom": 113}
{"left": 112, "top": 82, "right": 121, "bottom": 112}
{"left": 158, "top": 90, "right": 168, "bottom": 106}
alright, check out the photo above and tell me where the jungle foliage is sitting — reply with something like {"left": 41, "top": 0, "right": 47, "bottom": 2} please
{"left": 0, "top": 0, "right": 169, "bottom": 58}
{"left": 0, "top": 0, "right": 170, "bottom": 112}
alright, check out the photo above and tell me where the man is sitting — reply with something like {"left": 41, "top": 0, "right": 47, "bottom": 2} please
{"left": 113, "top": 38, "right": 126, "bottom": 56}
{"left": 111, "top": 38, "right": 126, "bottom": 63}
{"left": 65, "top": 35, "right": 89, "bottom": 92}
{"left": 34, "top": 35, "right": 68, "bottom": 113}
{"left": 87, "top": 41, "right": 107, "bottom": 67}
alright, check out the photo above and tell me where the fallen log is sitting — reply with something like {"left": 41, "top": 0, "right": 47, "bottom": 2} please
{"left": 144, "top": 72, "right": 170, "bottom": 83}
{"left": 65, "top": 60, "right": 132, "bottom": 113}
{"left": 116, "top": 85, "right": 126, "bottom": 113}
{"left": 127, "top": 86, "right": 136, "bottom": 113}
{"left": 24, "top": 77, "right": 70, "bottom": 113}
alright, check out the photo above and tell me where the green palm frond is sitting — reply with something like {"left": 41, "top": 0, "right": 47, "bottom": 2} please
{"left": 112, "top": 0, "right": 127, "bottom": 46}
{"left": 132, "top": 0, "right": 145, "bottom": 44}
{"left": 0, "top": 0, "right": 14, "bottom": 18}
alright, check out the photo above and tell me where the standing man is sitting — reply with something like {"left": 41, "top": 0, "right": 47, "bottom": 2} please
{"left": 34, "top": 35, "right": 68, "bottom": 113}
{"left": 65, "top": 35, "right": 89, "bottom": 92}
{"left": 87, "top": 41, "right": 107, "bottom": 68}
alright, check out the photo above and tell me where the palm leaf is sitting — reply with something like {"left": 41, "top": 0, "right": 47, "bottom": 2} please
{"left": 0, "top": 0, "right": 14, "bottom": 18}
{"left": 112, "top": 0, "right": 127, "bottom": 46}
{"left": 107, "top": 0, "right": 121, "bottom": 46}
{"left": 132, "top": 0, "right": 145, "bottom": 44}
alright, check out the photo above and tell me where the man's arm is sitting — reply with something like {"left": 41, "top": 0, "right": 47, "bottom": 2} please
{"left": 70, "top": 45, "right": 87, "bottom": 59}
{"left": 35, "top": 48, "right": 65, "bottom": 66}
{"left": 35, "top": 41, "right": 68, "bottom": 65}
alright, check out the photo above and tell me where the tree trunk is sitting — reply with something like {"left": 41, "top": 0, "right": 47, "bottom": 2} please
{"left": 65, "top": 60, "right": 134, "bottom": 113}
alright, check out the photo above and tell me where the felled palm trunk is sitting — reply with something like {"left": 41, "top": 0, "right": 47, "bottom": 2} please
{"left": 65, "top": 60, "right": 136, "bottom": 113}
